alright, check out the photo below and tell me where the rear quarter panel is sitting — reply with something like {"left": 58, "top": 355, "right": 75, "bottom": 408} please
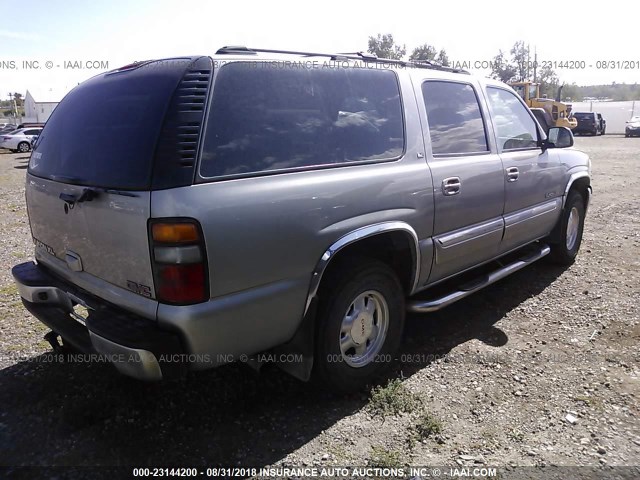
{"left": 151, "top": 71, "right": 435, "bottom": 358}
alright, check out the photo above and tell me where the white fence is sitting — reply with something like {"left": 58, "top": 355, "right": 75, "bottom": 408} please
{"left": 570, "top": 101, "right": 639, "bottom": 134}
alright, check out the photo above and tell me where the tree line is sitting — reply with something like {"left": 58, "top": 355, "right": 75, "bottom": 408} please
{"left": 366, "top": 34, "right": 640, "bottom": 101}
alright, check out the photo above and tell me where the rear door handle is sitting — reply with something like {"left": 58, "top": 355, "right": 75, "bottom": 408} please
{"left": 442, "top": 177, "right": 461, "bottom": 196}
{"left": 506, "top": 167, "right": 519, "bottom": 182}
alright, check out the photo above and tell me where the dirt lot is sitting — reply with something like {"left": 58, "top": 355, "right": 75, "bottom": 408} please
{"left": 0, "top": 136, "right": 638, "bottom": 474}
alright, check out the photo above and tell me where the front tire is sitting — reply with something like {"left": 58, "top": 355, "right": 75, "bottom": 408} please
{"left": 313, "top": 259, "right": 405, "bottom": 393}
{"left": 17, "top": 141, "right": 30, "bottom": 153}
{"left": 549, "top": 190, "right": 585, "bottom": 265}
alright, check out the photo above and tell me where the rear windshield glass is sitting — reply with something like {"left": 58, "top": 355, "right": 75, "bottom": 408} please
{"left": 199, "top": 63, "right": 404, "bottom": 178}
{"left": 28, "top": 66, "right": 183, "bottom": 190}
{"left": 573, "top": 112, "right": 594, "bottom": 119}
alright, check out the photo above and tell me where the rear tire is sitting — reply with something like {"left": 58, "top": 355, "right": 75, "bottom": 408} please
{"left": 313, "top": 259, "right": 405, "bottom": 393}
{"left": 548, "top": 190, "right": 585, "bottom": 265}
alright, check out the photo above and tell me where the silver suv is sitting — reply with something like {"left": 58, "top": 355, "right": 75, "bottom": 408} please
{"left": 12, "top": 47, "right": 591, "bottom": 392}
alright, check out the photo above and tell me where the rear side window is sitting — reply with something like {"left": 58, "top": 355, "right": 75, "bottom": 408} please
{"left": 422, "top": 81, "right": 488, "bottom": 155}
{"left": 486, "top": 87, "right": 539, "bottom": 151}
{"left": 28, "top": 63, "right": 187, "bottom": 190}
{"left": 199, "top": 64, "right": 404, "bottom": 178}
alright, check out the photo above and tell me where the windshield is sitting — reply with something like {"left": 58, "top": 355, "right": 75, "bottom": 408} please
{"left": 512, "top": 85, "right": 525, "bottom": 98}
{"left": 629, "top": 116, "right": 640, "bottom": 123}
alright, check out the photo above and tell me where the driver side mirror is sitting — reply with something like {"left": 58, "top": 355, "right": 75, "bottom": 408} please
{"left": 544, "top": 126, "right": 574, "bottom": 149}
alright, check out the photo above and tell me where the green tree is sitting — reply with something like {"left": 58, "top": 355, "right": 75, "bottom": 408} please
{"left": 436, "top": 49, "right": 450, "bottom": 67}
{"left": 562, "top": 84, "right": 580, "bottom": 102}
{"left": 409, "top": 44, "right": 450, "bottom": 66}
{"left": 409, "top": 44, "right": 437, "bottom": 62}
{"left": 13, "top": 92, "right": 23, "bottom": 107}
{"left": 367, "top": 34, "right": 406, "bottom": 60}
{"left": 510, "top": 41, "right": 530, "bottom": 82}
{"left": 490, "top": 41, "right": 561, "bottom": 94}
{"left": 538, "top": 64, "right": 559, "bottom": 98}
{"left": 490, "top": 50, "right": 517, "bottom": 83}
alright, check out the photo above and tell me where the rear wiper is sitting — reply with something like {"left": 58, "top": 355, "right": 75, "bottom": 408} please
{"left": 102, "top": 189, "right": 138, "bottom": 197}
{"left": 48, "top": 176, "right": 140, "bottom": 197}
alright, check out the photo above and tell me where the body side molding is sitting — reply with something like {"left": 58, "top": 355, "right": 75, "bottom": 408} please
{"left": 563, "top": 171, "right": 591, "bottom": 208}
{"left": 305, "top": 222, "right": 421, "bottom": 315}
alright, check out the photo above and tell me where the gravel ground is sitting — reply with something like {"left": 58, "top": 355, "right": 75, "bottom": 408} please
{"left": 0, "top": 136, "right": 638, "bottom": 473}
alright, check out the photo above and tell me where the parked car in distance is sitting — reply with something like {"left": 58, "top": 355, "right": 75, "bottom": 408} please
{"left": 625, "top": 115, "right": 640, "bottom": 137}
{"left": 597, "top": 113, "right": 606, "bottom": 135}
{"left": 16, "top": 122, "right": 45, "bottom": 129}
{"left": 0, "top": 123, "right": 17, "bottom": 134}
{"left": 572, "top": 111, "right": 601, "bottom": 135}
{"left": 0, "top": 127, "right": 43, "bottom": 152}
{"left": 12, "top": 47, "right": 592, "bottom": 392}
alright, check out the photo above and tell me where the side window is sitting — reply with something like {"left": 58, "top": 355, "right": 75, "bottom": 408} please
{"left": 422, "top": 81, "right": 488, "bottom": 155}
{"left": 199, "top": 64, "right": 405, "bottom": 178}
{"left": 486, "top": 87, "right": 539, "bottom": 150}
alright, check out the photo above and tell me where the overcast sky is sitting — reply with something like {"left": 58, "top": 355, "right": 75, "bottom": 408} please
{"left": 1, "top": 0, "right": 638, "bottom": 98}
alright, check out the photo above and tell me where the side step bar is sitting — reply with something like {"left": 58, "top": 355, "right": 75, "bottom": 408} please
{"left": 407, "top": 244, "right": 551, "bottom": 313}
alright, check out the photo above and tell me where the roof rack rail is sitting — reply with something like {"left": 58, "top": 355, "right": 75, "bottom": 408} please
{"left": 215, "top": 46, "right": 469, "bottom": 74}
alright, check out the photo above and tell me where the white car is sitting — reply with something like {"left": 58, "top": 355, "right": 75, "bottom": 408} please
{"left": 625, "top": 115, "right": 640, "bottom": 138}
{"left": 0, "top": 128, "right": 42, "bottom": 153}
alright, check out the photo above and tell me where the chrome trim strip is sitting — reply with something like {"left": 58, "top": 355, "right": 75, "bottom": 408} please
{"left": 407, "top": 244, "right": 550, "bottom": 313}
{"left": 436, "top": 218, "right": 504, "bottom": 248}
{"left": 563, "top": 171, "right": 590, "bottom": 208}
{"left": 504, "top": 199, "right": 560, "bottom": 227}
{"left": 305, "top": 222, "right": 421, "bottom": 315}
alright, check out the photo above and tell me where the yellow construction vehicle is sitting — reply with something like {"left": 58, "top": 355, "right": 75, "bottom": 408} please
{"left": 510, "top": 81, "right": 577, "bottom": 132}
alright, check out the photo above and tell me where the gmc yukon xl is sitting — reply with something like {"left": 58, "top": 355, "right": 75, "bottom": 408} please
{"left": 12, "top": 47, "right": 591, "bottom": 392}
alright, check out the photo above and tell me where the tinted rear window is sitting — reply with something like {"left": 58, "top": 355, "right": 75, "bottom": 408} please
{"left": 28, "top": 63, "right": 186, "bottom": 190}
{"left": 574, "top": 112, "right": 594, "bottom": 119}
{"left": 199, "top": 63, "right": 404, "bottom": 178}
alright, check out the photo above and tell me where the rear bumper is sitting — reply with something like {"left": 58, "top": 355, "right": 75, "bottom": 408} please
{"left": 12, "top": 261, "right": 187, "bottom": 381}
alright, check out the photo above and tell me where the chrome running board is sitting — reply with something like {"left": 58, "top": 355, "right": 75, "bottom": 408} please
{"left": 407, "top": 244, "right": 551, "bottom": 313}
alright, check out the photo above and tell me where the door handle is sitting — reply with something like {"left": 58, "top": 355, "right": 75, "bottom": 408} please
{"left": 442, "top": 177, "right": 461, "bottom": 196}
{"left": 506, "top": 167, "right": 519, "bottom": 182}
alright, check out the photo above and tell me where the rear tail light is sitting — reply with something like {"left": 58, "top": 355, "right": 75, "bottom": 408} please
{"left": 150, "top": 219, "right": 208, "bottom": 304}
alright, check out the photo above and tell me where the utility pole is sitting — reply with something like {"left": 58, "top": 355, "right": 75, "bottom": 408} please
{"left": 526, "top": 43, "right": 530, "bottom": 81}
{"left": 7, "top": 92, "right": 17, "bottom": 123}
